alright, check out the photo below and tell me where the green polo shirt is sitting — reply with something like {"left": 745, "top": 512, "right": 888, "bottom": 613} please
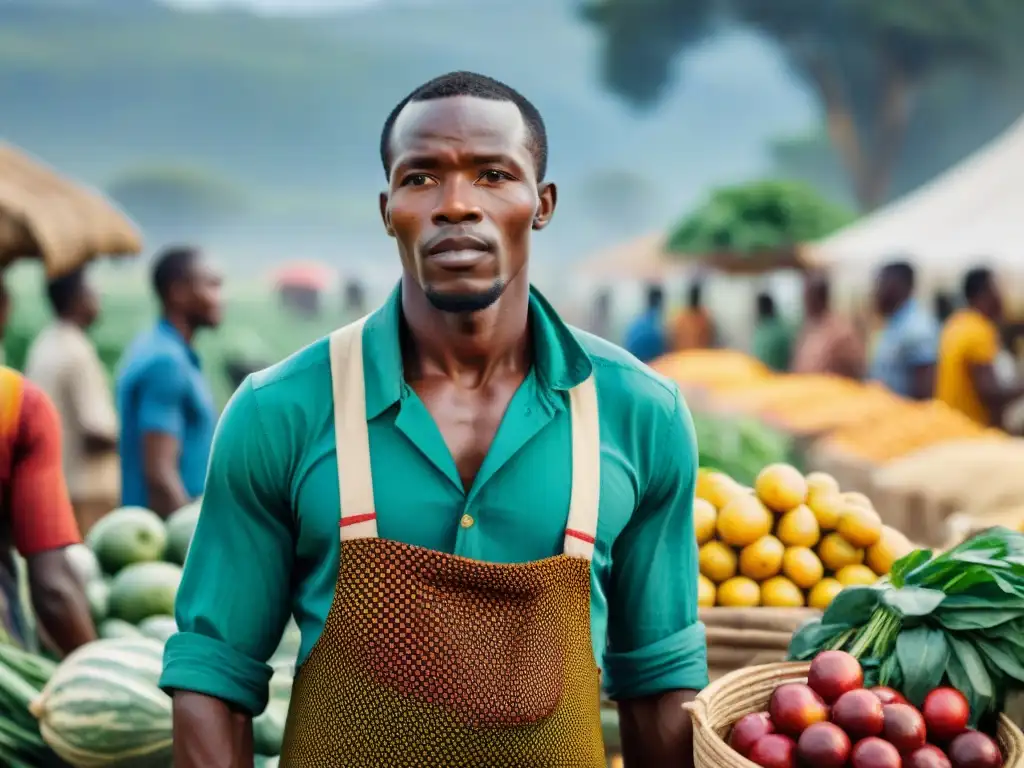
{"left": 160, "top": 285, "right": 708, "bottom": 716}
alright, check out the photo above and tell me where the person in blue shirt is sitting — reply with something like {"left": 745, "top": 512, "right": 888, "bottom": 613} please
{"left": 623, "top": 284, "right": 667, "bottom": 362}
{"left": 116, "top": 246, "right": 223, "bottom": 517}
{"left": 869, "top": 260, "right": 939, "bottom": 400}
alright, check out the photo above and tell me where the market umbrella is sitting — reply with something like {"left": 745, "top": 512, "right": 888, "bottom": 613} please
{"left": 0, "top": 143, "right": 143, "bottom": 278}
{"left": 270, "top": 260, "right": 338, "bottom": 291}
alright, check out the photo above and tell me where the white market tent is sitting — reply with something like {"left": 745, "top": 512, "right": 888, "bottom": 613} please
{"left": 804, "top": 114, "right": 1024, "bottom": 285}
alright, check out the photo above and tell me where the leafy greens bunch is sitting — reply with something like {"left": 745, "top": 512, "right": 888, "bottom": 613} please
{"left": 788, "top": 527, "right": 1024, "bottom": 727}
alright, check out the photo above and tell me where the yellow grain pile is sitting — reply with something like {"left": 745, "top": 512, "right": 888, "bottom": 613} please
{"left": 822, "top": 400, "right": 998, "bottom": 462}
{"left": 650, "top": 350, "right": 771, "bottom": 389}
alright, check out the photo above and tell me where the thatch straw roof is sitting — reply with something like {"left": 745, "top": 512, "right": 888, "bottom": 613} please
{"left": 0, "top": 143, "right": 142, "bottom": 278}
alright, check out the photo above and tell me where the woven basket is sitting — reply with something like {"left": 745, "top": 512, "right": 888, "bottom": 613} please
{"left": 685, "top": 661, "right": 1024, "bottom": 767}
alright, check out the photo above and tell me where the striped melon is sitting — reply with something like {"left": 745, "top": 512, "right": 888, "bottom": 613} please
{"left": 30, "top": 637, "right": 171, "bottom": 767}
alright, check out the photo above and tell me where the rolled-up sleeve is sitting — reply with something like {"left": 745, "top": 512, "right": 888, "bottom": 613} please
{"left": 160, "top": 377, "right": 292, "bottom": 715}
{"left": 603, "top": 387, "right": 708, "bottom": 700}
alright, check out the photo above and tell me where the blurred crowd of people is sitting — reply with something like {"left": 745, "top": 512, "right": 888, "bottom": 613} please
{"left": 618, "top": 261, "right": 1024, "bottom": 432}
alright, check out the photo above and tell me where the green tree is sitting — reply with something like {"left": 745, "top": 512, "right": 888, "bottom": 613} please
{"left": 584, "top": 0, "right": 1024, "bottom": 210}
{"left": 106, "top": 165, "right": 249, "bottom": 237}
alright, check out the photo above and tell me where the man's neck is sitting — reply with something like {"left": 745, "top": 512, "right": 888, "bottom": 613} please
{"left": 163, "top": 314, "right": 195, "bottom": 345}
{"left": 399, "top": 274, "right": 531, "bottom": 387}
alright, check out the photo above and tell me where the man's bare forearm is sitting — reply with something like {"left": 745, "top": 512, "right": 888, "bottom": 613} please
{"left": 146, "top": 476, "right": 190, "bottom": 518}
{"left": 618, "top": 689, "right": 697, "bottom": 768}
{"left": 172, "top": 692, "right": 254, "bottom": 768}
{"left": 28, "top": 551, "right": 97, "bottom": 656}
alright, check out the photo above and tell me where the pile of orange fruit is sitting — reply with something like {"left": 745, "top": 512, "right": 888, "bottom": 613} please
{"left": 696, "top": 464, "right": 914, "bottom": 610}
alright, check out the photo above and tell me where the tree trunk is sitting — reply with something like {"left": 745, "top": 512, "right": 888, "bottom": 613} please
{"left": 861, "top": 60, "right": 915, "bottom": 210}
{"left": 806, "top": 58, "right": 916, "bottom": 211}
{"left": 805, "top": 60, "right": 873, "bottom": 210}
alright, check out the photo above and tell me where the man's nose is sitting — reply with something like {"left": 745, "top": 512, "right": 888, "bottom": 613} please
{"left": 431, "top": 177, "right": 483, "bottom": 225}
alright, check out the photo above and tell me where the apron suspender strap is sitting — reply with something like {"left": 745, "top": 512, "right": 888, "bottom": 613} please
{"left": 563, "top": 377, "right": 600, "bottom": 560}
{"left": 328, "top": 316, "right": 602, "bottom": 560}
{"left": 329, "top": 317, "right": 378, "bottom": 541}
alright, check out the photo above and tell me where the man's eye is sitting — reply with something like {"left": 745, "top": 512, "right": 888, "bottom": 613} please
{"left": 480, "top": 170, "right": 511, "bottom": 183}
{"left": 401, "top": 174, "right": 431, "bottom": 187}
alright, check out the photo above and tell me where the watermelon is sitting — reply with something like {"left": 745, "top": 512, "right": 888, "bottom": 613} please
{"left": 86, "top": 579, "right": 110, "bottom": 624}
{"left": 86, "top": 507, "right": 167, "bottom": 575}
{"left": 65, "top": 543, "right": 102, "bottom": 585}
{"left": 99, "top": 619, "right": 143, "bottom": 640}
{"left": 30, "top": 637, "right": 171, "bottom": 767}
{"left": 138, "top": 615, "right": 178, "bottom": 643}
{"left": 164, "top": 500, "right": 201, "bottom": 565}
{"left": 108, "top": 562, "right": 182, "bottom": 625}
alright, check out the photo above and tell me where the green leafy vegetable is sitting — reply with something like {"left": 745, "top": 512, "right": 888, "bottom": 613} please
{"left": 787, "top": 526, "right": 1024, "bottom": 726}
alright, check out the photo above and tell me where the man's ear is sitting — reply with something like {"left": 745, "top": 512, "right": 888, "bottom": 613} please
{"left": 533, "top": 182, "right": 557, "bottom": 231}
{"left": 379, "top": 191, "right": 394, "bottom": 237}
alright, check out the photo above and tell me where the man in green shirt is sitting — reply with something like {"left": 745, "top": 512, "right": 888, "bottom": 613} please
{"left": 752, "top": 292, "right": 793, "bottom": 372}
{"left": 162, "top": 71, "right": 707, "bottom": 767}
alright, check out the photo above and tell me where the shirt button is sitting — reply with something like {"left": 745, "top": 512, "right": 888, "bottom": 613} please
{"left": 460, "top": 513, "right": 475, "bottom": 529}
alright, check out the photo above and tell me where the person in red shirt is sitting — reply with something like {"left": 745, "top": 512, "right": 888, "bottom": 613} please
{"left": 0, "top": 365, "right": 96, "bottom": 654}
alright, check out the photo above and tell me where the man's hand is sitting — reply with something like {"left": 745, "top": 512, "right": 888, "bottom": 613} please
{"left": 172, "top": 691, "right": 254, "bottom": 768}
{"left": 618, "top": 689, "right": 697, "bottom": 768}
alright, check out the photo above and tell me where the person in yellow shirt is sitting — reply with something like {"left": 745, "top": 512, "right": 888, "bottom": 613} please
{"left": 937, "top": 267, "right": 1024, "bottom": 426}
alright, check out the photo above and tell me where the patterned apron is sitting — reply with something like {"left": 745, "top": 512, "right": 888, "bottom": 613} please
{"left": 279, "top": 317, "right": 607, "bottom": 767}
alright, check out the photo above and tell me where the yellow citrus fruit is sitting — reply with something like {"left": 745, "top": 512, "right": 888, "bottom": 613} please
{"left": 693, "top": 498, "right": 717, "bottom": 545}
{"left": 865, "top": 526, "right": 914, "bottom": 575}
{"left": 842, "top": 491, "right": 874, "bottom": 510}
{"left": 696, "top": 470, "right": 740, "bottom": 508}
{"left": 761, "top": 576, "right": 805, "bottom": 607}
{"left": 697, "top": 574, "right": 716, "bottom": 607}
{"left": 818, "top": 532, "right": 865, "bottom": 571}
{"left": 699, "top": 541, "right": 738, "bottom": 583}
{"left": 716, "top": 495, "right": 773, "bottom": 547}
{"left": 838, "top": 506, "right": 883, "bottom": 548}
{"left": 807, "top": 491, "right": 845, "bottom": 531}
{"left": 755, "top": 463, "right": 808, "bottom": 512}
{"left": 836, "top": 564, "right": 879, "bottom": 587}
{"left": 807, "top": 578, "right": 844, "bottom": 611}
{"left": 739, "top": 535, "right": 785, "bottom": 581}
{"left": 776, "top": 505, "right": 821, "bottom": 548}
{"left": 782, "top": 546, "right": 825, "bottom": 589}
{"left": 805, "top": 471, "right": 840, "bottom": 497}
{"left": 717, "top": 576, "right": 761, "bottom": 607}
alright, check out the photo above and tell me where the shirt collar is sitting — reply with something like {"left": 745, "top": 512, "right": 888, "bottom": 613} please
{"left": 362, "top": 282, "right": 593, "bottom": 419}
{"left": 156, "top": 318, "right": 201, "bottom": 367}
{"left": 889, "top": 298, "right": 919, "bottom": 326}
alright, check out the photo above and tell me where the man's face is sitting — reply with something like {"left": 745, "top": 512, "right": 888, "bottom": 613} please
{"left": 80, "top": 280, "right": 101, "bottom": 327}
{"left": 380, "top": 96, "right": 556, "bottom": 313}
{"left": 185, "top": 259, "right": 224, "bottom": 329}
{"left": 874, "top": 273, "right": 901, "bottom": 317}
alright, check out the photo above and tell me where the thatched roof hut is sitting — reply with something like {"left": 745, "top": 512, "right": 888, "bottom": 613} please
{"left": 0, "top": 143, "right": 142, "bottom": 278}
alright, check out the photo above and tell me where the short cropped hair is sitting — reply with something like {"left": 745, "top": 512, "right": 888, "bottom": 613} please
{"left": 152, "top": 245, "right": 199, "bottom": 303}
{"left": 46, "top": 268, "right": 87, "bottom": 316}
{"left": 380, "top": 71, "right": 548, "bottom": 181}
{"left": 964, "top": 267, "right": 993, "bottom": 303}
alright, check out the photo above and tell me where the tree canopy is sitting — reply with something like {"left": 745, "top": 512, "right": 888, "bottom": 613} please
{"left": 584, "top": 0, "right": 1024, "bottom": 210}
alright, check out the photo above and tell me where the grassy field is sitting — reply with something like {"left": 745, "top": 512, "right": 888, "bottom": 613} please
{"left": 3, "top": 261, "right": 353, "bottom": 409}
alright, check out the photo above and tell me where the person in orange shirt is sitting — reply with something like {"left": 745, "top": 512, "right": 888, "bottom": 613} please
{"left": 0, "top": 365, "right": 97, "bottom": 654}
{"left": 671, "top": 281, "right": 715, "bottom": 351}
{"left": 937, "top": 267, "right": 1024, "bottom": 426}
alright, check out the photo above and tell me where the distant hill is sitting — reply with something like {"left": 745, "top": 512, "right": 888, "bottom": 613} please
{"left": 0, "top": 0, "right": 814, "bottom": 269}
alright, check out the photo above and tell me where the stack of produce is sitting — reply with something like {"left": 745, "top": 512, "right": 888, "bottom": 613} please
{"left": 0, "top": 642, "right": 60, "bottom": 766}
{"left": 696, "top": 465, "right": 913, "bottom": 610}
{"left": 789, "top": 526, "right": 1024, "bottom": 730}
{"left": 33, "top": 501, "right": 294, "bottom": 766}
{"left": 821, "top": 400, "right": 1001, "bottom": 464}
{"left": 727, "top": 651, "right": 1006, "bottom": 768}
{"left": 692, "top": 413, "right": 795, "bottom": 487}
{"left": 650, "top": 350, "right": 771, "bottom": 391}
